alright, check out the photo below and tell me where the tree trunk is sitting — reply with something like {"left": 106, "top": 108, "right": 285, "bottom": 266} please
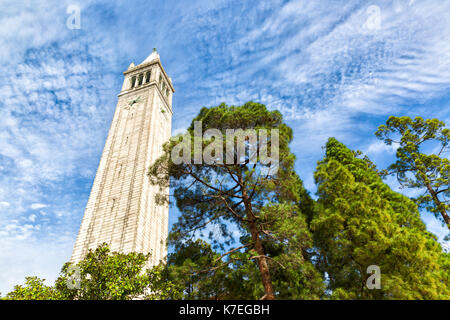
{"left": 249, "top": 220, "right": 275, "bottom": 300}
{"left": 239, "top": 173, "right": 275, "bottom": 300}
{"left": 425, "top": 183, "right": 450, "bottom": 230}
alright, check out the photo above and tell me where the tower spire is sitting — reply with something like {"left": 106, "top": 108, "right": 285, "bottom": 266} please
{"left": 141, "top": 48, "right": 160, "bottom": 65}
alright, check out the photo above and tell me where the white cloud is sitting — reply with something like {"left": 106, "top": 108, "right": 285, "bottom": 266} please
{"left": 0, "top": 236, "right": 73, "bottom": 295}
{"left": 366, "top": 140, "right": 398, "bottom": 155}
{"left": 172, "top": 127, "right": 189, "bottom": 136}
{"left": 421, "top": 213, "right": 449, "bottom": 241}
{"left": 30, "top": 203, "right": 48, "bottom": 210}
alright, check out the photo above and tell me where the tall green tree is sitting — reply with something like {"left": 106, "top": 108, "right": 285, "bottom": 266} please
{"left": 312, "top": 138, "right": 449, "bottom": 299}
{"left": 148, "top": 102, "right": 322, "bottom": 299}
{"left": 375, "top": 116, "right": 450, "bottom": 229}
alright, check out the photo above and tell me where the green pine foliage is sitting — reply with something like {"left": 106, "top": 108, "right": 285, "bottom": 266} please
{"left": 312, "top": 137, "right": 449, "bottom": 299}
{"left": 148, "top": 101, "right": 323, "bottom": 299}
{"left": 375, "top": 116, "right": 449, "bottom": 229}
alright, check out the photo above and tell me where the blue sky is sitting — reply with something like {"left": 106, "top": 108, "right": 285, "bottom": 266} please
{"left": 0, "top": 0, "right": 449, "bottom": 294}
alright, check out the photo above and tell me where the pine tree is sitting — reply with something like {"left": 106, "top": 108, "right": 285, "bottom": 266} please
{"left": 375, "top": 116, "right": 449, "bottom": 229}
{"left": 312, "top": 138, "right": 449, "bottom": 299}
{"left": 148, "top": 102, "right": 323, "bottom": 299}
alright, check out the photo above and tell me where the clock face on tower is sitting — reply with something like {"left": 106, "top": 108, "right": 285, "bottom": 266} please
{"left": 125, "top": 96, "right": 142, "bottom": 110}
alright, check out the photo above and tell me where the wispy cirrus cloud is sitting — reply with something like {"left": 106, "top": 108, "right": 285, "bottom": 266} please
{"left": 0, "top": 0, "right": 123, "bottom": 293}
{"left": 166, "top": 1, "right": 450, "bottom": 181}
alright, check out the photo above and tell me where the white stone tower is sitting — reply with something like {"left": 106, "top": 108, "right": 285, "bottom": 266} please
{"left": 71, "top": 49, "right": 173, "bottom": 267}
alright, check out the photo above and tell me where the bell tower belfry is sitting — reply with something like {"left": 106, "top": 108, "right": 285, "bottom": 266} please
{"left": 71, "top": 49, "right": 173, "bottom": 266}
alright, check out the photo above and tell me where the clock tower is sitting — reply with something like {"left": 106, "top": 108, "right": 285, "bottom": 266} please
{"left": 71, "top": 49, "right": 173, "bottom": 267}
